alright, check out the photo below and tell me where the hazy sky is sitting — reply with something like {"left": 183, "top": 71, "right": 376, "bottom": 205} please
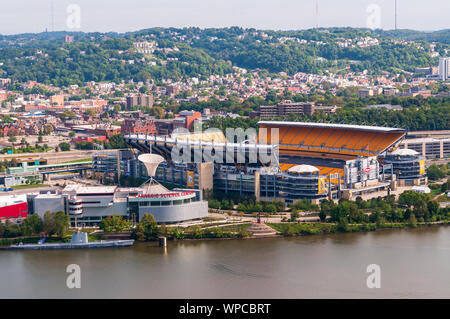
{"left": 0, "top": 0, "right": 449, "bottom": 35}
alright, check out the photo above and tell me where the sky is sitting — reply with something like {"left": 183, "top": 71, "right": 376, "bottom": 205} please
{"left": 0, "top": 0, "right": 449, "bottom": 35}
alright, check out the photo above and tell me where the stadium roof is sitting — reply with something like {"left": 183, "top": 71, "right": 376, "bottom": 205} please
{"left": 257, "top": 121, "right": 406, "bottom": 158}
{"left": 390, "top": 149, "right": 418, "bottom": 156}
{"left": 258, "top": 121, "right": 405, "bottom": 133}
{"left": 287, "top": 165, "right": 319, "bottom": 174}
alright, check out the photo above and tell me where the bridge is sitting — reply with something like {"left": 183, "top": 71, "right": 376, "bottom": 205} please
{"left": 0, "top": 160, "right": 93, "bottom": 183}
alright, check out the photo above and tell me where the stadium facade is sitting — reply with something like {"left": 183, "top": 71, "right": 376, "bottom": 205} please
{"left": 123, "top": 121, "right": 428, "bottom": 204}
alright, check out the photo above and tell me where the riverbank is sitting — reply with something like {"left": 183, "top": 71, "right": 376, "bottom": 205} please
{"left": 269, "top": 220, "right": 450, "bottom": 237}
{"left": 0, "top": 231, "right": 103, "bottom": 247}
{"left": 141, "top": 219, "right": 450, "bottom": 242}
{"left": 2, "top": 220, "right": 450, "bottom": 246}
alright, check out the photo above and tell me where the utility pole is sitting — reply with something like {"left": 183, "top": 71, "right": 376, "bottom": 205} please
{"left": 51, "top": 0, "right": 55, "bottom": 32}
{"left": 315, "top": 0, "right": 319, "bottom": 29}
{"left": 395, "top": 0, "right": 398, "bottom": 30}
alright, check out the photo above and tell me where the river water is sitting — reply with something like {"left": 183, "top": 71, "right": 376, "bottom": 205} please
{"left": 1, "top": 226, "right": 450, "bottom": 298}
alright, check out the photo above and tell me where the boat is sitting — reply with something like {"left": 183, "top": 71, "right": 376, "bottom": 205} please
{"left": 0, "top": 232, "right": 134, "bottom": 250}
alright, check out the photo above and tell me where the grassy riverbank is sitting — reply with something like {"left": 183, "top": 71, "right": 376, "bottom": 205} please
{"left": 3, "top": 220, "right": 450, "bottom": 246}
{"left": 269, "top": 220, "right": 450, "bottom": 237}
{"left": 0, "top": 230, "right": 103, "bottom": 246}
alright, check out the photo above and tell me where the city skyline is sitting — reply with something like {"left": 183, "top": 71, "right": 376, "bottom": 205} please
{"left": 0, "top": 0, "right": 449, "bottom": 35}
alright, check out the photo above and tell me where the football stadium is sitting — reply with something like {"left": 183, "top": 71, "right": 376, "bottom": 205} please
{"left": 124, "top": 121, "right": 428, "bottom": 204}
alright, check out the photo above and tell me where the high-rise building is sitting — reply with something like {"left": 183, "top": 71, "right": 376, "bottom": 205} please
{"left": 126, "top": 94, "right": 154, "bottom": 109}
{"left": 256, "top": 101, "right": 316, "bottom": 119}
{"left": 439, "top": 58, "right": 450, "bottom": 81}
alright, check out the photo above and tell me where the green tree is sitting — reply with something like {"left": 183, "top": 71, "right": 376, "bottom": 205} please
{"left": 290, "top": 209, "right": 299, "bottom": 222}
{"left": 99, "top": 214, "right": 131, "bottom": 232}
{"left": 21, "top": 214, "right": 44, "bottom": 236}
{"left": 318, "top": 210, "right": 327, "bottom": 222}
{"left": 43, "top": 211, "right": 56, "bottom": 235}
{"left": 408, "top": 213, "right": 417, "bottom": 228}
{"left": 337, "top": 217, "right": 349, "bottom": 232}
{"left": 43, "top": 211, "right": 69, "bottom": 237}
{"left": 58, "top": 142, "right": 71, "bottom": 151}
{"left": 53, "top": 211, "right": 70, "bottom": 237}
{"left": 133, "top": 213, "right": 159, "bottom": 241}
{"left": 427, "top": 164, "right": 445, "bottom": 181}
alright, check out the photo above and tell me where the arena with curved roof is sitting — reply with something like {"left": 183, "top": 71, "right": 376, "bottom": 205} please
{"left": 258, "top": 121, "right": 406, "bottom": 159}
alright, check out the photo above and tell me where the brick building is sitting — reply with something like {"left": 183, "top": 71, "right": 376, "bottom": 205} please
{"left": 121, "top": 118, "right": 157, "bottom": 135}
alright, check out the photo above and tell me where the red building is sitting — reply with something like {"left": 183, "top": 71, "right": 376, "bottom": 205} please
{"left": 0, "top": 197, "right": 28, "bottom": 221}
{"left": 176, "top": 110, "right": 202, "bottom": 130}
{"left": 72, "top": 136, "right": 108, "bottom": 143}
{"left": 121, "top": 118, "right": 157, "bottom": 135}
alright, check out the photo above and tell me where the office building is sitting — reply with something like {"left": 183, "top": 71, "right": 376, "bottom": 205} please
{"left": 126, "top": 94, "right": 154, "bottom": 109}
{"left": 439, "top": 58, "right": 450, "bottom": 81}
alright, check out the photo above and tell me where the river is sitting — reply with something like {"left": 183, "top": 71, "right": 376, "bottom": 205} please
{"left": 1, "top": 226, "right": 450, "bottom": 298}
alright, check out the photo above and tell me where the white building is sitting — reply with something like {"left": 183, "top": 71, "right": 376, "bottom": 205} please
{"left": 27, "top": 183, "right": 208, "bottom": 226}
{"left": 439, "top": 58, "right": 450, "bottom": 81}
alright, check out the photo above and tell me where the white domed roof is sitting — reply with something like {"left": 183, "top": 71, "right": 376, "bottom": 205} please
{"left": 390, "top": 148, "right": 418, "bottom": 156}
{"left": 287, "top": 164, "right": 319, "bottom": 174}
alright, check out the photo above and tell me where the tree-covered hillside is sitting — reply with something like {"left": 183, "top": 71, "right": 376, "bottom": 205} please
{"left": 0, "top": 27, "right": 448, "bottom": 86}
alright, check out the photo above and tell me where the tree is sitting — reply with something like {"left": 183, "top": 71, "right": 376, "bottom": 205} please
{"left": 150, "top": 107, "right": 165, "bottom": 119}
{"left": 133, "top": 213, "right": 159, "bottom": 241}
{"left": 104, "top": 134, "right": 126, "bottom": 149}
{"left": 441, "top": 179, "right": 449, "bottom": 193}
{"left": 43, "top": 211, "right": 56, "bottom": 235}
{"left": 60, "top": 110, "right": 76, "bottom": 120}
{"left": 337, "top": 217, "right": 349, "bottom": 232}
{"left": 53, "top": 211, "right": 70, "bottom": 237}
{"left": 3, "top": 220, "right": 22, "bottom": 238}
{"left": 290, "top": 210, "right": 299, "bottom": 222}
{"left": 85, "top": 108, "right": 97, "bottom": 117}
{"left": 427, "top": 164, "right": 445, "bottom": 181}
{"left": 59, "top": 142, "right": 71, "bottom": 151}
{"left": 113, "top": 104, "right": 122, "bottom": 113}
{"left": 208, "top": 199, "right": 220, "bottom": 209}
{"left": 43, "top": 211, "right": 69, "bottom": 237}
{"left": 139, "top": 86, "right": 149, "bottom": 94}
{"left": 21, "top": 214, "right": 44, "bottom": 236}
{"left": 68, "top": 131, "right": 76, "bottom": 138}
{"left": 318, "top": 210, "right": 327, "bottom": 222}
{"left": 99, "top": 214, "right": 131, "bottom": 232}
{"left": 408, "top": 213, "right": 417, "bottom": 228}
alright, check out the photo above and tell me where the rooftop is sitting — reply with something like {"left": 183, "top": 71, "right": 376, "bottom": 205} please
{"left": 0, "top": 195, "right": 26, "bottom": 207}
{"left": 287, "top": 164, "right": 319, "bottom": 174}
{"left": 258, "top": 121, "right": 405, "bottom": 133}
{"left": 63, "top": 185, "right": 117, "bottom": 194}
{"left": 390, "top": 148, "right": 419, "bottom": 156}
